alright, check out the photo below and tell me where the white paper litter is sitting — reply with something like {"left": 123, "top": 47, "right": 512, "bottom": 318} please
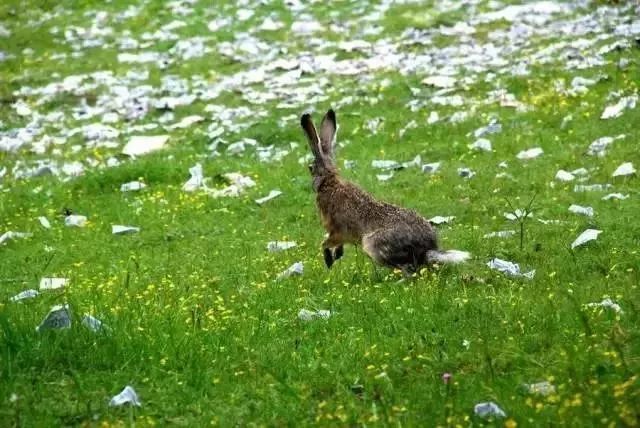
{"left": 267, "top": 241, "right": 297, "bottom": 252}
{"left": 168, "top": 115, "right": 204, "bottom": 129}
{"left": 122, "top": 135, "right": 168, "bottom": 156}
{"left": 421, "top": 162, "right": 441, "bottom": 174}
{"left": 612, "top": 162, "right": 636, "bottom": 177}
{"left": 516, "top": 147, "right": 543, "bottom": 160}
{"left": 474, "top": 401, "right": 506, "bottom": 418}
{"left": 371, "top": 160, "right": 401, "bottom": 170}
{"left": 574, "top": 184, "right": 611, "bottom": 192}
{"left": 182, "top": 163, "right": 205, "bottom": 192}
{"left": 504, "top": 209, "right": 532, "bottom": 221}
{"left": 120, "top": 181, "right": 146, "bottom": 192}
{"left": 36, "top": 304, "right": 71, "bottom": 332}
{"left": 208, "top": 172, "right": 256, "bottom": 198}
{"left": 298, "top": 309, "right": 331, "bottom": 321}
{"left": 422, "top": 75, "right": 456, "bottom": 88}
{"left": 555, "top": 170, "right": 575, "bottom": 182}
{"left": 474, "top": 120, "right": 501, "bottom": 138}
{"left": 255, "top": 190, "right": 282, "bottom": 205}
{"left": 568, "top": 205, "right": 594, "bottom": 217}
{"left": 524, "top": 381, "right": 556, "bottom": 396}
{"left": 587, "top": 135, "right": 625, "bottom": 157}
{"left": 109, "top": 386, "right": 141, "bottom": 407}
{"left": 82, "top": 314, "right": 108, "bottom": 332}
{"left": 585, "top": 298, "right": 623, "bottom": 314}
{"left": 0, "top": 231, "right": 32, "bottom": 245}
{"left": 429, "top": 216, "right": 455, "bottom": 225}
{"left": 376, "top": 173, "right": 394, "bottom": 182}
{"left": 602, "top": 193, "right": 628, "bottom": 200}
{"left": 483, "top": 230, "right": 516, "bottom": 238}
{"left": 402, "top": 155, "right": 422, "bottom": 169}
{"left": 39, "top": 277, "right": 68, "bottom": 290}
{"left": 458, "top": 168, "right": 475, "bottom": 178}
{"left": 65, "top": 215, "right": 87, "bottom": 227}
{"left": 487, "top": 258, "right": 535, "bottom": 279}
{"left": 427, "top": 111, "right": 440, "bottom": 124}
{"left": 600, "top": 95, "right": 637, "bottom": 119}
{"left": 571, "top": 229, "right": 602, "bottom": 249}
{"left": 9, "top": 289, "right": 39, "bottom": 302}
{"left": 38, "top": 216, "right": 51, "bottom": 229}
{"left": 469, "top": 138, "right": 492, "bottom": 152}
{"left": 277, "top": 262, "right": 303, "bottom": 279}
{"left": 112, "top": 225, "right": 140, "bottom": 235}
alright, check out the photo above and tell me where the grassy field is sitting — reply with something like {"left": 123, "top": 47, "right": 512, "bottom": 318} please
{"left": 1, "top": 0, "right": 639, "bottom": 426}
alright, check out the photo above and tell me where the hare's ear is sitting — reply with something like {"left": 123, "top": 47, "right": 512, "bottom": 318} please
{"left": 319, "top": 109, "right": 337, "bottom": 158}
{"left": 301, "top": 113, "right": 322, "bottom": 159}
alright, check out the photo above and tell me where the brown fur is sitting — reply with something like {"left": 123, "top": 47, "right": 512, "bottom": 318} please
{"left": 301, "top": 109, "right": 442, "bottom": 274}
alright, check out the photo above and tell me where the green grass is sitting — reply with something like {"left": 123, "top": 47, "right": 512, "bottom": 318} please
{"left": 1, "top": 0, "right": 640, "bottom": 426}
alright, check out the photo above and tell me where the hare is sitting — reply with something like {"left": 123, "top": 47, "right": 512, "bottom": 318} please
{"left": 301, "top": 109, "right": 470, "bottom": 276}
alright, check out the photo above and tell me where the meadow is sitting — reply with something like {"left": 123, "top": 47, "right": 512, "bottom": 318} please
{"left": 1, "top": 0, "right": 639, "bottom": 426}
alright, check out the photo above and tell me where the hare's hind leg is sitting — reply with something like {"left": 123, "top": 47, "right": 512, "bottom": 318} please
{"left": 362, "top": 228, "right": 424, "bottom": 274}
{"left": 322, "top": 235, "right": 344, "bottom": 269}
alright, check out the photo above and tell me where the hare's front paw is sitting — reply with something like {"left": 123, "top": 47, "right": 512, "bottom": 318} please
{"left": 323, "top": 248, "right": 334, "bottom": 268}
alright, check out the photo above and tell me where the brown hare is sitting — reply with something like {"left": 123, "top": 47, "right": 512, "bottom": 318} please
{"left": 301, "top": 108, "right": 470, "bottom": 276}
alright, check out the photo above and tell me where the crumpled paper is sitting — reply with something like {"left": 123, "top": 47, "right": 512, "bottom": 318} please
{"left": 487, "top": 258, "right": 535, "bottom": 279}
{"left": 109, "top": 385, "right": 141, "bottom": 407}
{"left": 298, "top": 309, "right": 331, "bottom": 321}
{"left": 571, "top": 229, "right": 602, "bottom": 249}
{"left": 474, "top": 401, "right": 506, "bottom": 418}
{"left": 36, "top": 304, "right": 72, "bottom": 332}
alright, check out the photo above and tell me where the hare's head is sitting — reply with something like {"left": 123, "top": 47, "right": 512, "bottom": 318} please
{"left": 300, "top": 109, "right": 337, "bottom": 191}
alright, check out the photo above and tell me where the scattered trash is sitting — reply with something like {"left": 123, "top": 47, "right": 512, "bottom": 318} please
{"left": 504, "top": 209, "right": 532, "bottom": 221}
{"left": 182, "top": 163, "right": 206, "bottom": 192}
{"left": 422, "top": 75, "right": 456, "bottom": 88}
{"left": 585, "top": 297, "right": 623, "bottom": 314}
{"left": 82, "top": 314, "right": 109, "bottom": 332}
{"left": 474, "top": 401, "right": 506, "bottom": 418}
{"left": 36, "top": 304, "right": 72, "bottom": 332}
{"left": 38, "top": 216, "right": 51, "bottom": 229}
{"left": 255, "top": 190, "right": 282, "bottom": 205}
{"left": 427, "top": 111, "right": 439, "bottom": 124}
{"left": 568, "top": 205, "right": 594, "bottom": 217}
{"left": 277, "top": 262, "right": 303, "bottom": 279}
{"left": 112, "top": 225, "right": 140, "bottom": 235}
{"left": 574, "top": 184, "right": 611, "bottom": 192}
{"left": 65, "top": 215, "right": 87, "bottom": 227}
{"left": 39, "top": 277, "right": 68, "bottom": 290}
{"left": 602, "top": 193, "right": 628, "bottom": 200}
{"left": 429, "top": 216, "right": 455, "bottom": 225}
{"left": 298, "top": 308, "right": 331, "bottom": 321}
{"left": 109, "top": 386, "right": 141, "bottom": 407}
{"left": 487, "top": 258, "right": 535, "bottom": 279}
{"left": 571, "top": 229, "right": 602, "bottom": 249}
{"left": 458, "top": 167, "right": 475, "bottom": 178}
{"left": 483, "top": 230, "right": 516, "bottom": 238}
{"left": 120, "top": 181, "right": 146, "bottom": 192}
{"left": 469, "top": 138, "right": 492, "bottom": 152}
{"left": 122, "top": 135, "right": 168, "bottom": 156}
{"left": 555, "top": 170, "right": 575, "bottom": 182}
{"left": 473, "top": 119, "right": 501, "bottom": 138}
{"left": 208, "top": 172, "right": 255, "bottom": 198}
{"left": 516, "top": 147, "right": 543, "bottom": 160}
{"left": 267, "top": 241, "right": 297, "bottom": 252}
{"left": 376, "top": 173, "right": 394, "bottom": 182}
{"left": 0, "top": 231, "right": 32, "bottom": 245}
{"left": 9, "top": 289, "right": 39, "bottom": 302}
{"left": 600, "top": 95, "right": 637, "bottom": 119}
{"left": 524, "top": 381, "right": 556, "bottom": 396}
{"left": 612, "top": 162, "right": 636, "bottom": 177}
{"left": 421, "top": 162, "right": 441, "bottom": 174}
{"left": 587, "top": 135, "right": 625, "bottom": 157}
{"left": 372, "top": 160, "right": 401, "bottom": 170}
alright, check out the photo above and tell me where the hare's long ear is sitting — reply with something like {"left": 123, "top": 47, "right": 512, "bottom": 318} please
{"left": 319, "top": 109, "right": 337, "bottom": 158}
{"left": 301, "top": 113, "right": 322, "bottom": 160}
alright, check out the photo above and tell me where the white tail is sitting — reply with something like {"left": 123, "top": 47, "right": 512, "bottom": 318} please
{"left": 427, "top": 250, "right": 471, "bottom": 264}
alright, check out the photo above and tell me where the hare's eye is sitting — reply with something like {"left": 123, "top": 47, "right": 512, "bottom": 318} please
{"left": 308, "top": 165, "right": 313, "bottom": 173}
